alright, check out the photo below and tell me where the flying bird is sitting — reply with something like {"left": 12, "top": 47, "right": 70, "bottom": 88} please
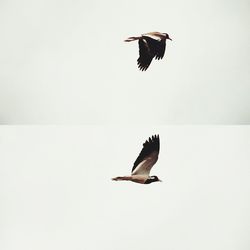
{"left": 112, "top": 135, "right": 161, "bottom": 184}
{"left": 124, "top": 32, "right": 172, "bottom": 71}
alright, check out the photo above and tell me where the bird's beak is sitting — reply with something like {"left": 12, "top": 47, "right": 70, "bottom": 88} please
{"left": 168, "top": 38, "right": 172, "bottom": 41}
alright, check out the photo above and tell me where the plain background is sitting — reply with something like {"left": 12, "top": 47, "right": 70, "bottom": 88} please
{"left": 1, "top": 126, "right": 250, "bottom": 250}
{"left": 0, "top": 0, "right": 250, "bottom": 124}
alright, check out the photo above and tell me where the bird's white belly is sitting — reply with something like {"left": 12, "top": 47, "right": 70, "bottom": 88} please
{"left": 131, "top": 175, "right": 148, "bottom": 184}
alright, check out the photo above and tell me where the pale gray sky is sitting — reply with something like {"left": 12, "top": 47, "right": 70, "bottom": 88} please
{"left": 1, "top": 126, "right": 250, "bottom": 250}
{"left": 0, "top": 0, "right": 249, "bottom": 124}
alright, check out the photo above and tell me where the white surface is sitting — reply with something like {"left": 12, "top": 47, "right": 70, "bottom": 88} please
{"left": 1, "top": 126, "right": 250, "bottom": 250}
{"left": 0, "top": 0, "right": 249, "bottom": 124}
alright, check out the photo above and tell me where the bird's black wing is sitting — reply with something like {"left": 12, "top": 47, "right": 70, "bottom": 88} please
{"left": 155, "top": 40, "right": 166, "bottom": 60}
{"left": 137, "top": 39, "right": 155, "bottom": 71}
{"left": 145, "top": 37, "right": 166, "bottom": 60}
{"left": 131, "top": 135, "right": 160, "bottom": 173}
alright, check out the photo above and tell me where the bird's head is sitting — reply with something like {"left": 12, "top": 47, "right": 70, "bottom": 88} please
{"left": 164, "top": 33, "right": 172, "bottom": 41}
{"left": 145, "top": 175, "right": 162, "bottom": 184}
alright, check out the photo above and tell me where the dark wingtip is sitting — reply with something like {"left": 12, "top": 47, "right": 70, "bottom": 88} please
{"left": 144, "top": 134, "right": 160, "bottom": 146}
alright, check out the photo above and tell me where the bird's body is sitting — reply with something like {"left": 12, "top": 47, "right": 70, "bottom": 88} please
{"left": 125, "top": 32, "right": 172, "bottom": 71}
{"left": 112, "top": 135, "right": 161, "bottom": 184}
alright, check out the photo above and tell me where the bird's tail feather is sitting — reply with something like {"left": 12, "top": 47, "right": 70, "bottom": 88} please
{"left": 112, "top": 176, "right": 132, "bottom": 181}
{"left": 124, "top": 36, "right": 141, "bottom": 42}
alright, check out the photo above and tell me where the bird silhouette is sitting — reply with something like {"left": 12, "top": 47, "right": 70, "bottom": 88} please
{"left": 125, "top": 32, "right": 172, "bottom": 71}
{"left": 112, "top": 135, "right": 161, "bottom": 184}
